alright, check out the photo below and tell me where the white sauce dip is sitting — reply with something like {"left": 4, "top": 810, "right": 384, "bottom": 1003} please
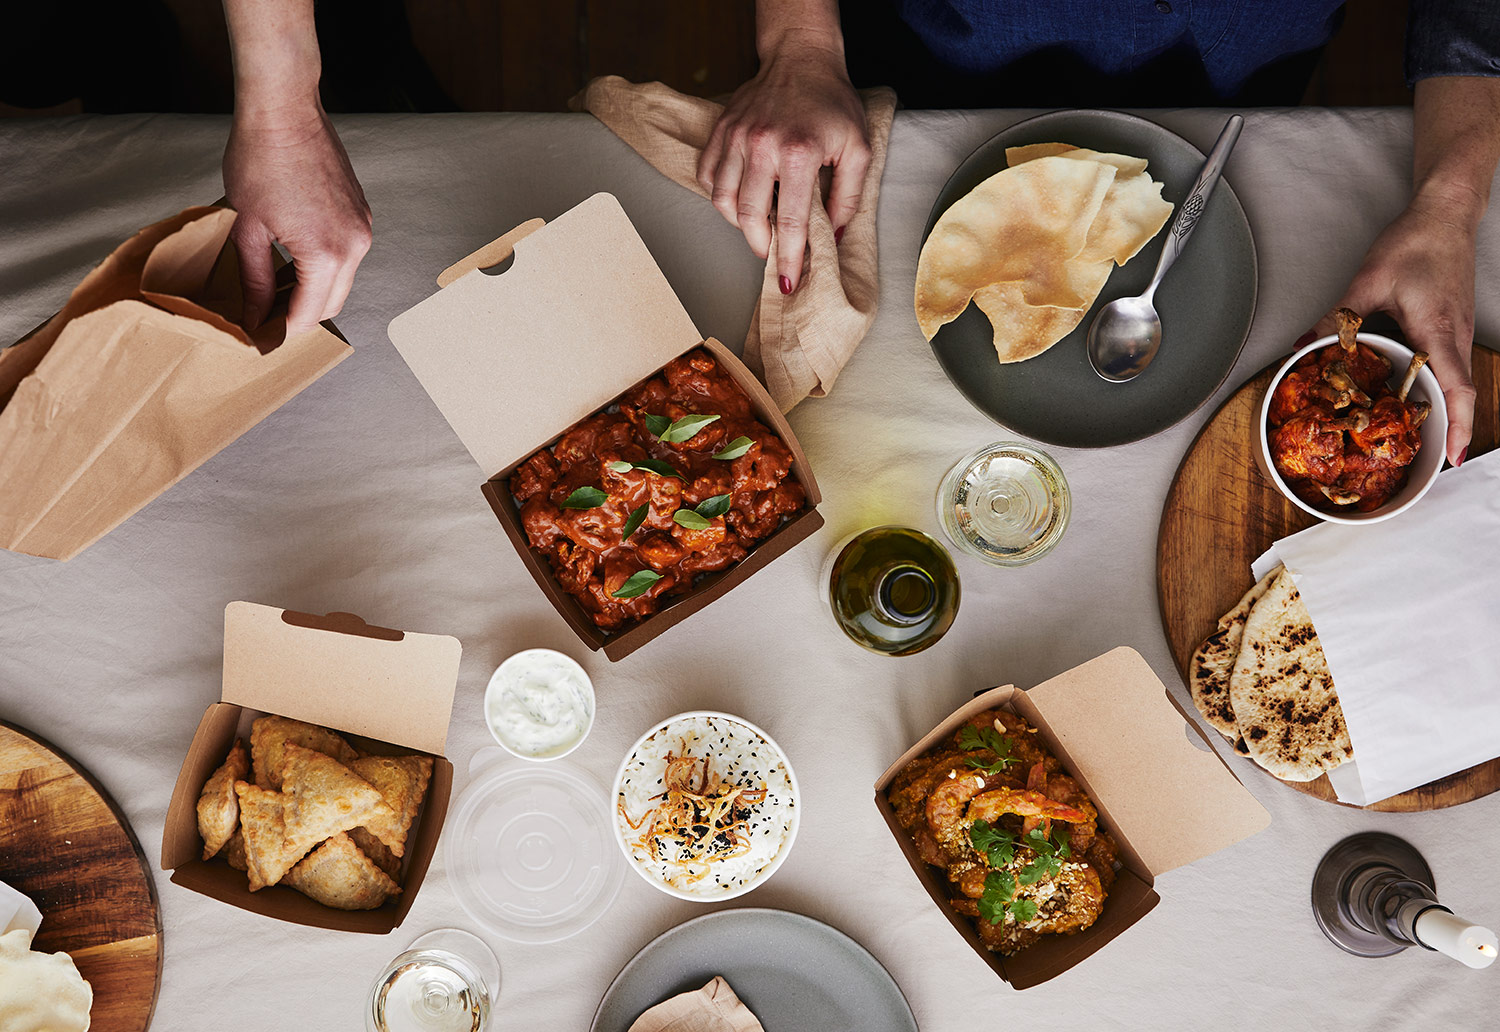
{"left": 485, "top": 650, "right": 594, "bottom": 759}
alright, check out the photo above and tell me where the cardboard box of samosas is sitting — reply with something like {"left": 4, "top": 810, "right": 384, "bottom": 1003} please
{"left": 874, "top": 647, "right": 1270, "bottom": 988}
{"left": 162, "top": 602, "right": 461, "bottom": 933}
{"left": 386, "top": 192, "right": 823, "bottom": 662}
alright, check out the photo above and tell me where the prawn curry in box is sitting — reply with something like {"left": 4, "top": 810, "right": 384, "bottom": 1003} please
{"left": 388, "top": 193, "right": 821, "bottom": 661}
{"left": 875, "top": 648, "right": 1270, "bottom": 988}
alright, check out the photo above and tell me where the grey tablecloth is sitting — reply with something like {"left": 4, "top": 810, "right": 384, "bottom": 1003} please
{"left": 2, "top": 109, "right": 1497, "bottom": 1030}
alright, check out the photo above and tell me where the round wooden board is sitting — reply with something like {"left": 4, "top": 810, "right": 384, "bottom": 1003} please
{"left": 1157, "top": 345, "right": 1500, "bottom": 811}
{"left": 0, "top": 720, "right": 163, "bottom": 1031}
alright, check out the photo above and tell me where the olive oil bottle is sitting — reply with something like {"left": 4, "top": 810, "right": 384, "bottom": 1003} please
{"left": 822, "top": 526, "right": 960, "bottom": 656}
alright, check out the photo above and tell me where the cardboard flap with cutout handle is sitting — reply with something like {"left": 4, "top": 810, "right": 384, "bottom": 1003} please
{"left": 1024, "top": 647, "right": 1270, "bottom": 878}
{"left": 221, "top": 602, "right": 460, "bottom": 756}
{"left": 386, "top": 192, "right": 702, "bottom": 477}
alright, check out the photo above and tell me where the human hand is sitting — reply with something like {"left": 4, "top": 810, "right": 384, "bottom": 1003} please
{"left": 223, "top": 103, "right": 372, "bottom": 334}
{"left": 697, "top": 40, "right": 870, "bottom": 294}
{"left": 1308, "top": 194, "right": 1479, "bottom": 465}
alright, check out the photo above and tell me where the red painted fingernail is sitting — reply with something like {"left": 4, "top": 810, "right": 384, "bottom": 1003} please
{"left": 1456, "top": 447, "right": 1468, "bottom": 467}
{"left": 1294, "top": 331, "right": 1316, "bottom": 348}
{"left": 834, "top": 225, "right": 845, "bottom": 245}
{"left": 779, "top": 275, "right": 792, "bottom": 295}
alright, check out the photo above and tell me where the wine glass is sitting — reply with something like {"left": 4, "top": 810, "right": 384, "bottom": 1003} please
{"left": 367, "top": 928, "right": 500, "bottom": 1032}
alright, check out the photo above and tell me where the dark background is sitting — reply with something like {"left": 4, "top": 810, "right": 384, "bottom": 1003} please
{"left": 0, "top": 0, "right": 1412, "bottom": 118}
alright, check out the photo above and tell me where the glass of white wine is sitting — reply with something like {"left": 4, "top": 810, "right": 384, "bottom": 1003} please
{"left": 936, "top": 442, "right": 1070, "bottom": 566}
{"left": 367, "top": 928, "right": 499, "bottom": 1032}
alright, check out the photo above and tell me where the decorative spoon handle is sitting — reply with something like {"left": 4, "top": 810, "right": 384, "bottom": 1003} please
{"left": 1146, "top": 113, "right": 1244, "bottom": 296}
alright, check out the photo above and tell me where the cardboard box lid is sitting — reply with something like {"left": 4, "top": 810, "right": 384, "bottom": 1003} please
{"left": 386, "top": 192, "right": 703, "bottom": 476}
{"left": 1026, "top": 647, "right": 1270, "bottom": 878}
{"left": 220, "top": 602, "right": 461, "bottom": 756}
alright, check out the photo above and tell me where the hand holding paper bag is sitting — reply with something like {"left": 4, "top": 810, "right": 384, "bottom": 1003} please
{"left": 0, "top": 206, "right": 351, "bottom": 561}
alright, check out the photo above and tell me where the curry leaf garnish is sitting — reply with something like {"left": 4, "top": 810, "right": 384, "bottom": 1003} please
{"left": 672, "top": 509, "right": 712, "bottom": 530}
{"left": 621, "top": 504, "right": 648, "bottom": 542}
{"left": 658, "top": 413, "right": 721, "bottom": 443}
{"left": 612, "top": 569, "right": 662, "bottom": 599}
{"left": 644, "top": 413, "right": 671, "bottom": 438}
{"left": 695, "top": 493, "right": 733, "bottom": 519}
{"left": 561, "top": 486, "right": 607, "bottom": 509}
{"left": 713, "top": 436, "right": 754, "bottom": 461}
{"left": 606, "top": 460, "right": 633, "bottom": 473}
{"left": 957, "top": 724, "right": 1016, "bottom": 773}
{"left": 607, "top": 458, "right": 685, "bottom": 480}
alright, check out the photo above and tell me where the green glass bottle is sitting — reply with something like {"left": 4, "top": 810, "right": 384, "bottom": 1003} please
{"left": 822, "top": 526, "right": 960, "bottom": 656}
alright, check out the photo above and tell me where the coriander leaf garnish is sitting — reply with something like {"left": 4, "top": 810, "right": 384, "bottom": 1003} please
{"left": 713, "top": 436, "right": 754, "bottom": 461}
{"left": 968, "top": 819, "right": 1016, "bottom": 868}
{"left": 561, "top": 486, "right": 607, "bottom": 509}
{"left": 621, "top": 504, "right": 648, "bottom": 541}
{"left": 612, "top": 569, "right": 662, "bottom": 599}
{"left": 978, "top": 869, "right": 1015, "bottom": 925}
{"left": 1052, "top": 824, "right": 1072, "bottom": 859}
{"left": 957, "top": 724, "right": 1016, "bottom": 773}
{"left": 695, "top": 493, "right": 732, "bottom": 519}
{"left": 1017, "top": 854, "right": 1061, "bottom": 887}
{"left": 672, "top": 509, "right": 713, "bottom": 530}
{"left": 644, "top": 413, "right": 671, "bottom": 438}
{"left": 657, "top": 413, "right": 721, "bottom": 443}
{"left": 1009, "top": 899, "right": 1039, "bottom": 923}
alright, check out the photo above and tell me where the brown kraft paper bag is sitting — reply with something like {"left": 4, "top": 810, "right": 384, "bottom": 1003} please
{"left": 0, "top": 206, "right": 351, "bottom": 560}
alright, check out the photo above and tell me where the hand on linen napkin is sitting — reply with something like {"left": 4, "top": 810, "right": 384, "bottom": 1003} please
{"left": 627, "top": 975, "right": 766, "bottom": 1032}
{"left": 573, "top": 76, "right": 898, "bottom": 413}
{"left": 1252, "top": 449, "right": 1500, "bottom": 805}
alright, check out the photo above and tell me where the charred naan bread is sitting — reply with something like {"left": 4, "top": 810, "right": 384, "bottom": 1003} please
{"left": 234, "top": 781, "right": 300, "bottom": 890}
{"left": 250, "top": 715, "right": 358, "bottom": 790}
{"left": 1228, "top": 568, "right": 1353, "bottom": 781}
{"left": 278, "top": 744, "right": 396, "bottom": 859}
{"left": 349, "top": 755, "right": 433, "bottom": 858}
{"left": 197, "top": 738, "right": 249, "bottom": 860}
{"left": 283, "top": 833, "right": 401, "bottom": 910}
{"left": 1189, "top": 568, "right": 1280, "bottom": 742}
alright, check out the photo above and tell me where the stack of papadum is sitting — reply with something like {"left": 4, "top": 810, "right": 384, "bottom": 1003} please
{"left": 1189, "top": 564, "right": 1354, "bottom": 782}
{"left": 195, "top": 715, "right": 433, "bottom": 910}
{"left": 915, "top": 143, "right": 1174, "bottom": 363}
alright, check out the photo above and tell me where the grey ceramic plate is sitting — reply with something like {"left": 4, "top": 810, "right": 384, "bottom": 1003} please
{"left": 923, "top": 109, "right": 1258, "bottom": 448}
{"left": 590, "top": 909, "right": 917, "bottom": 1032}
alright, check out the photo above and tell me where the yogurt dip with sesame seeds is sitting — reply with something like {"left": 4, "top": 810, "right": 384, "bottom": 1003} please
{"left": 612, "top": 711, "right": 799, "bottom": 901}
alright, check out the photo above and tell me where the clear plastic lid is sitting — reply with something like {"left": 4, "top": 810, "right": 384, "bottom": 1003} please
{"left": 444, "top": 756, "right": 623, "bottom": 944}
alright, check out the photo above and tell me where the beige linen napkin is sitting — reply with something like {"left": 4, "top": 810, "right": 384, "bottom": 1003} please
{"left": 627, "top": 976, "right": 765, "bottom": 1032}
{"left": 574, "top": 75, "right": 897, "bottom": 412}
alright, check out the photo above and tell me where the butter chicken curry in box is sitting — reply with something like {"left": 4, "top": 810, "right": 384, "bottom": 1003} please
{"left": 388, "top": 194, "right": 822, "bottom": 660}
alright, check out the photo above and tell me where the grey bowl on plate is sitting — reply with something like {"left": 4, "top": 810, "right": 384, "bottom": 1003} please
{"left": 923, "top": 109, "right": 1258, "bottom": 448}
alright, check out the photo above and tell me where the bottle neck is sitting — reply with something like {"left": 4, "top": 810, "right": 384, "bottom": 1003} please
{"left": 873, "top": 564, "right": 938, "bottom": 626}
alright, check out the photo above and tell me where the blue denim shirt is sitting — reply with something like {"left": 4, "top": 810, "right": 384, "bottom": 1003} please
{"left": 893, "top": 0, "right": 1500, "bottom": 97}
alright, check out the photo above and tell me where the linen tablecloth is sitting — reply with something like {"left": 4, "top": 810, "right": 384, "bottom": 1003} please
{"left": 2, "top": 108, "right": 1497, "bottom": 1031}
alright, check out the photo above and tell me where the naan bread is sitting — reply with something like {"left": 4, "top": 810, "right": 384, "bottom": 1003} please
{"left": 197, "top": 738, "right": 249, "bottom": 860}
{"left": 278, "top": 744, "right": 397, "bottom": 859}
{"left": 283, "top": 833, "right": 401, "bottom": 911}
{"left": 348, "top": 827, "right": 401, "bottom": 878}
{"left": 1189, "top": 567, "right": 1281, "bottom": 741}
{"left": 1228, "top": 568, "right": 1353, "bottom": 781}
{"left": 234, "top": 781, "right": 300, "bottom": 890}
{"left": 0, "top": 928, "right": 92, "bottom": 1032}
{"left": 250, "top": 715, "right": 358, "bottom": 790}
{"left": 915, "top": 156, "right": 1116, "bottom": 338}
{"left": 348, "top": 755, "right": 433, "bottom": 858}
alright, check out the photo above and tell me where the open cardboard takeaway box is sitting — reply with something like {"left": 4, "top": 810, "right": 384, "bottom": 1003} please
{"left": 386, "top": 192, "right": 822, "bottom": 662}
{"left": 875, "top": 647, "right": 1271, "bottom": 988}
{"left": 162, "top": 602, "right": 461, "bottom": 933}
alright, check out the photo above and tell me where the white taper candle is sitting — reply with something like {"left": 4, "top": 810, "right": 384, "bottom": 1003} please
{"left": 1414, "top": 908, "right": 1498, "bottom": 970}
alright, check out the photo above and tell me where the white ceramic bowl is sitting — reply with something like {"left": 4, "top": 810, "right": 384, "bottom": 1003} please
{"left": 483, "top": 648, "right": 595, "bottom": 761}
{"left": 611, "top": 710, "right": 800, "bottom": 902}
{"left": 1256, "top": 332, "right": 1447, "bottom": 525}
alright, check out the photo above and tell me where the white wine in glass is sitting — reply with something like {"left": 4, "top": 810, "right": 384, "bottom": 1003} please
{"left": 368, "top": 929, "right": 498, "bottom": 1032}
{"left": 936, "top": 442, "right": 1070, "bottom": 566}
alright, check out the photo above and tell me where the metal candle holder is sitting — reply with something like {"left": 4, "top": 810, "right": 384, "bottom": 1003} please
{"left": 1311, "top": 832, "right": 1451, "bottom": 958}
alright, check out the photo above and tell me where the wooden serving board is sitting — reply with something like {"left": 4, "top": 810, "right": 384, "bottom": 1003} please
{"left": 1158, "top": 345, "right": 1500, "bottom": 811}
{"left": 0, "top": 720, "right": 162, "bottom": 1030}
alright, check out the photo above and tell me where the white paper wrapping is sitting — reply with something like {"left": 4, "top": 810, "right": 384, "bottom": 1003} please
{"left": 1253, "top": 450, "right": 1500, "bottom": 804}
{"left": 0, "top": 879, "right": 42, "bottom": 938}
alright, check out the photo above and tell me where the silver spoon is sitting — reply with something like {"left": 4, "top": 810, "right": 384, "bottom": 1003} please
{"left": 1086, "top": 114, "right": 1244, "bottom": 382}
